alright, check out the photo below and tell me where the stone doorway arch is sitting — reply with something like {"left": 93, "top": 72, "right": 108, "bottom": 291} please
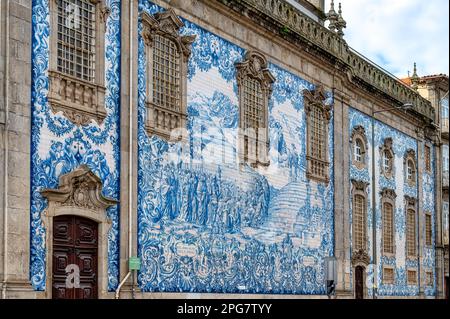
{"left": 352, "top": 249, "right": 370, "bottom": 299}
{"left": 41, "top": 165, "right": 118, "bottom": 299}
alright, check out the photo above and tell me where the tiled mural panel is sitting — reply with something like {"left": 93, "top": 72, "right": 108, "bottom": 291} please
{"left": 30, "top": 0, "right": 121, "bottom": 291}
{"left": 137, "top": 1, "right": 334, "bottom": 295}
{"left": 349, "top": 108, "right": 435, "bottom": 297}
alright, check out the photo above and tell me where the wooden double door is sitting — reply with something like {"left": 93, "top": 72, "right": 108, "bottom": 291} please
{"left": 52, "top": 215, "right": 99, "bottom": 299}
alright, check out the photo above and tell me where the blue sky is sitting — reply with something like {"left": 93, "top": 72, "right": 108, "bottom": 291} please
{"left": 324, "top": 0, "right": 449, "bottom": 78}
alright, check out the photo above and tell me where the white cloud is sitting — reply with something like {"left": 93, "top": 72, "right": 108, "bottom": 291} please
{"left": 324, "top": 0, "right": 449, "bottom": 77}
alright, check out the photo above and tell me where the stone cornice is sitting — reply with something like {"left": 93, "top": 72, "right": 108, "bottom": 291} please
{"left": 214, "top": 0, "right": 435, "bottom": 123}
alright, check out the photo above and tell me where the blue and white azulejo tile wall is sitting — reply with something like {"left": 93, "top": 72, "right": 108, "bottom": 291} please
{"left": 136, "top": 1, "right": 334, "bottom": 295}
{"left": 30, "top": 0, "right": 121, "bottom": 292}
{"left": 349, "top": 108, "right": 436, "bottom": 297}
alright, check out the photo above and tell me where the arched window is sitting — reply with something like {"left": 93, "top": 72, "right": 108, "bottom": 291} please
{"left": 351, "top": 126, "right": 368, "bottom": 169}
{"left": 355, "top": 139, "right": 364, "bottom": 163}
{"left": 304, "top": 85, "right": 331, "bottom": 183}
{"left": 48, "top": 0, "right": 110, "bottom": 126}
{"left": 381, "top": 188, "right": 396, "bottom": 255}
{"left": 236, "top": 51, "right": 275, "bottom": 168}
{"left": 404, "top": 149, "right": 417, "bottom": 186}
{"left": 380, "top": 138, "right": 394, "bottom": 178}
{"left": 141, "top": 9, "right": 196, "bottom": 141}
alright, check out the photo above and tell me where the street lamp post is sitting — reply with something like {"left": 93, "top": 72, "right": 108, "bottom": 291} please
{"left": 370, "top": 103, "right": 413, "bottom": 299}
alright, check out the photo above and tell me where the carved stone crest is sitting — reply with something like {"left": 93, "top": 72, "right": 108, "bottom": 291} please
{"left": 41, "top": 165, "right": 118, "bottom": 211}
{"left": 235, "top": 51, "right": 276, "bottom": 95}
{"left": 381, "top": 137, "right": 394, "bottom": 152}
{"left": 351, "top": 179, "right": 369, "bottom": 192}
{"left": 352, "top": 249, "right": 371, "bottom": 266}
{"left": 141, "top": 9, "right": 196, "bottom": 62}
{"left": 405, "top": 195, "right": 416, "bottom": 207}
{"left": 350, "top": 125, "right": 368, "bottom": 144}
{"left": 380, "top": 188, "right": 397, "bottom": 201}
{"left": 303, "top": 85, "right": 332, "bottom": 121}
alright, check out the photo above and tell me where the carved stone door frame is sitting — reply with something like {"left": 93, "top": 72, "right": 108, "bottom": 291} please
{"left": 352, "top": 249, "right": 370, "bottom": 299}
{"left": 41, "top": 165, "right": 118, "bottom": 299}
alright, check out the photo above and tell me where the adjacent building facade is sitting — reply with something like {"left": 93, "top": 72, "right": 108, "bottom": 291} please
{"left": 403, "top": 72, "right": 449, "bottom": 298}
{"left": 0, "top": 0, "right": 447, "bottom": 299}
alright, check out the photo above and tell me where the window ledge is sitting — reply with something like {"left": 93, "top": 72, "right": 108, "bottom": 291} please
{"left": 48, "top": 70, "right": 107, "bottom": 126}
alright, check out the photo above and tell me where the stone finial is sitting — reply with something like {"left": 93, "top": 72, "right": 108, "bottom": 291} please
{"left": 326, "top": 0, "right": 339, "bottom": 32}
{"left": 411, "top": 62, "right": 419, "bottom": 90}
{"left": 335, "top": 3, "right": 347, "bottom": 38}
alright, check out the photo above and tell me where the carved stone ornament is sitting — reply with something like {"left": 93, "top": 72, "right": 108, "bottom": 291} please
{"left": 141, "top": 9, "right": 196, "bottom": 62}
{"left": 100, "top": 5, "right": 111, "bottom": 26}
{"left": 351, "top": 179, "right": 369, "bottom": 192}
{"left": 404, "top": 149, "right": 416, "bottom": 162}
{"left": 381, "top": 137, "right": 393, "bottom": 151}
{"left": 352, "top": 249, "right": 371, "bottom": 266}
{"left": 380, "top": 188, "right": 397, "bottom": 201}
{"left": 303, "top": 85, "right": 332, "bottom": 121}
{"left": 40, "top": 165, "right": 118, "bottom": 211}
{"left": 235, "top": 51, "right": 276, "bottom": 95}
{"left": 350, "top": 125, "right": 368, "bottom": 144}
{"left": 405, "top": 195, "right": 416, "bottom": 207}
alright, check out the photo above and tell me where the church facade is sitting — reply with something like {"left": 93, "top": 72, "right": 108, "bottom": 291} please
{"left": 0, "top": 0, "right": 446, "bottom": 299}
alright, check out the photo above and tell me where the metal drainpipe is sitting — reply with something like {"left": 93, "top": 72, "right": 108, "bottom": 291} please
{"left": 2, "top": 0, "right": 11, "bottom": 300}
{"left": 115, "top": 0, "right": 134, "bottom": 299}
{"left": 371, "top": 105, "right": 377, "bottom": 299}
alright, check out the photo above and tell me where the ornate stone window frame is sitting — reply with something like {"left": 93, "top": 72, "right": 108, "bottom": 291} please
{"left": 404, "top": 149, "right": 417, "bottom": 186}
{"left": 40, "top": 165, "right": 118, "bottom": 298}
{"left": 48, "top": 0, "right": 110, "bottom": 126}
{"left": 405, "top": 196, "right": 417, "bottom": 259}
{"left": 381, "top": 188, "right": 396, "bottom": 257}
{"left": 235, "top": 51, "right": 275, "bottom": 168}
{"left": 351, "top": 125, "right": 368, "bottom": 169}
{"left": 379, "top": 138, "right": 395, "bottom": 179}
{"left": 351, "top": 179, "right": 369, "bottom": 254}
{"left": 382, "top": 266, "right": 395, "bottom": 285}
{"left": 303, "top": 85, "right": 331, "bottom": 183}
{"left": 141, "top": 9, "right": 196, "bottom": 142}
{"left": 407, "top": 269, "right": 418, "bottom": 285}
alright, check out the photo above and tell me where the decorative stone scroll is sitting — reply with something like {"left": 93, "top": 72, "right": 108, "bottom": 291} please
{"left": 41, "top": 164, "right": 118, "bottom": 212}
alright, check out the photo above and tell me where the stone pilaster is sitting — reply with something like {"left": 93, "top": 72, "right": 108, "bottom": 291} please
{"left": 0, "top": 0, "right": 37, "bottom": 298}
{"left": 333, "top": 85, "right": 353, "bottom": 297}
